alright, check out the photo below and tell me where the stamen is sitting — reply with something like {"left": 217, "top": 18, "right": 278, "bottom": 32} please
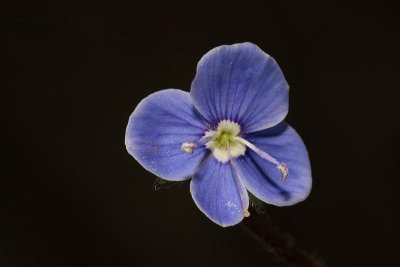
{"left": 181, "top": 136, "right": 212, "bottom": 154}
{"left": 236, "top": 137, "right": 289, "bottom": 181}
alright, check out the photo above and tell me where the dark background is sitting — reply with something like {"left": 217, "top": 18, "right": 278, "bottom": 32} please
{"left": 2, "top": 1, "right": 399, "bottom": 266}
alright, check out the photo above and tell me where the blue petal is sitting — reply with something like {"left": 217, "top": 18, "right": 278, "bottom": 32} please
{"left": 190, "top": 156, "right": 249, "bottom": 227}
{"left": 191, "top": 42, "right": 289, "bottom": 132}
{"left": 236, "top": 122, "right": 312, "bottom": 206}
{"left": 125, "top": 89, "right": 209, "bottom": 181}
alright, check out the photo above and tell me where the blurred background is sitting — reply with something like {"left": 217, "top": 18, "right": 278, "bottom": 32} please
{"left": 1, "top": 1, "right": 399, "bottom": 266}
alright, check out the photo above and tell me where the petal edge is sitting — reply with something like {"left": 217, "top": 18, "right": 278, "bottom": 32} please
{"left": 191, "top": 42, "right": 289, "bottom": 132}
{"left": 125, "top": 89, "right": 209, "bottom": 181}
{"left": 190, "top": 156, "right": 249, "bottom": 227}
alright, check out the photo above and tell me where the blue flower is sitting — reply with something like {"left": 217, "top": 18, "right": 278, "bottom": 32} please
{"left": 125, "top": 42, "right": 312, "bottom": 227}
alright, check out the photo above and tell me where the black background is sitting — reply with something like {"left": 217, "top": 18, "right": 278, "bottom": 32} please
{"left": 2, "top": 1, "right": 399, "bottom": 266}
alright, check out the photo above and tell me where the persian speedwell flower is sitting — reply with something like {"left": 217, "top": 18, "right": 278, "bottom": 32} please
{"left": 125, "top": 42, "right": 312, "bottom": 227}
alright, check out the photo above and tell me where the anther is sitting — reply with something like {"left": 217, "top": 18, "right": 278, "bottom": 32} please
{"left": 181, "top": 142, "right": 196, "bottom": 153}
{"left": 277, "top": 162, "right": 289, "bottom": 180}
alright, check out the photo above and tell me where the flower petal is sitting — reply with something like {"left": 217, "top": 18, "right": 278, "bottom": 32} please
{"left": 190, "top": 156, "right": 249, "bottom": 227}
{"left": 191, "top": 42, "right": 289, "bottom": 132}
{"left": 236, "top": 122, "right": 312, "bottom": 206}
{"left": 125, "top": 89, "right": 209, "bottom": 181}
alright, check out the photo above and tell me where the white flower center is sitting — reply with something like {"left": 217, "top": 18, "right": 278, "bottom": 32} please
{"left": 205, "top": 120, "right": 246, "bottom": 163}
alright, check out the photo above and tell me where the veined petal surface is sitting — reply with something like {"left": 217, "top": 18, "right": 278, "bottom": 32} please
{"left": 236, "top": 122, "right": 312, "bottom": 206}
{"left": 125, "top": 89, "right": 209, "bottom": 181}
{"left": 190, "top": 156, "right": 249, "bottom": 227}
{"left": 191, "top": 42, "right": 289, "bottom": 132}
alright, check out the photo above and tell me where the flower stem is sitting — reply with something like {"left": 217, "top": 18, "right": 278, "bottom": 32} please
{"left": 241, "top": 208, "right": 325, "bottom": 267}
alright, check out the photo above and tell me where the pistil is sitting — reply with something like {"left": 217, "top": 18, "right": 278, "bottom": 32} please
{"left": 204, "top": 120, "right": 246, "bottom": 163}
{"left": 230, "top": 158, "right": 250, "bottom": 217}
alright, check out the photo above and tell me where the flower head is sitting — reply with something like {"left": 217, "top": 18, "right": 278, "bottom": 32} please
{"left": 125, "top": 42, "right": 312, "bottom": 227}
